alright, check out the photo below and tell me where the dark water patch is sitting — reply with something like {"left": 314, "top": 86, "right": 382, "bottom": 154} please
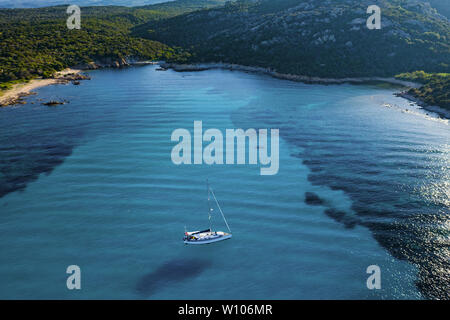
{"left": 0, "top": 103, "right": 88, "bottom": 200}
{"left": 302, "top": 150, "right": 449, "bottom": 289}
{"left": 136, "top": 258, "right": 212, "bottom": 297}
{"left": 297, "top": 142, "right": 449, "bottom": 299}
{"left": 304, "top": 192, "right": 357, "bottom": 229}
{"left": 362, "top": 213, "right": 450, "bottom": 299}
{"left": 0, "top": 142, "right": 77, "bottom": 198}
{"left": 304, "top": 192, "right": 325, "bottom": 206}
{"left": 324, "top": 209, "right": 357, "bottom": 229}
{"left": 231, "top": 98, "right": 449, "bottom": 299}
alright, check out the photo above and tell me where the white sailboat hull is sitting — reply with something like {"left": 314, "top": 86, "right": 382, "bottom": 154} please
{"left": 184, "top": 231, "right": 232, "bottom": 245}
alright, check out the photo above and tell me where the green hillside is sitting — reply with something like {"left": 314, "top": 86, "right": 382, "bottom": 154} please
{"left": 396, "top": 71, "right": 450, "bottom": 109}
{"left": 1, "top": 0, "right": 449, "bottom": 110}
{"left": 0, "top": 0, "right": 225, "bottom": 89}
{"left": 135, "top": 0, "right": 449, "bottom": 78}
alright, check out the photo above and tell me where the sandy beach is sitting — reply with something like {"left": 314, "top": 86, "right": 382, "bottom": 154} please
{"left": 0, "top": 68, "right": 82, "bottom": 107}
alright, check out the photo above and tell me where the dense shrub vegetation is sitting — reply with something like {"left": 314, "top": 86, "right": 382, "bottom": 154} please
{"left": 396, "top": 71, "right": 450, "bottom": 110}
{"left": 137, "top": 0, "right": 449, "bottom": 77}
{"left": 0, "top": 1, "right": 225, "bottom": 89}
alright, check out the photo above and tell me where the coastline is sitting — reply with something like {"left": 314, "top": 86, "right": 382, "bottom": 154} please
{"left": 3, "top": 62, "right": 447, "bottom": 120}
{"left": 0, "top": 60, "right": 158, "bottom": 108}
{"left": 395, "top": 91, "right": 450, "bottom": 119}
{"left": 0, "top": 68, "right": 82, "bottom": 107}
{"left": 161, "top": 62, "right": 450, "bottom": 120}
{"left": 160, "top": 62, "right": 422, "bottom": 88}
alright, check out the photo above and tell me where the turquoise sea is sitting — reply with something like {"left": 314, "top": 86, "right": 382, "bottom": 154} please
{"left": 0, "top": 65, "right": 448, "bottom": 299}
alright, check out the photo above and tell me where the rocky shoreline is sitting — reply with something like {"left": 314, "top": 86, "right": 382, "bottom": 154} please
{"left": 0, "top": 69, "right": 88, "bottom": 107}
{"left": 161, "top": 62, "right": 450, "bottom": 120}
{"left": 160, "top": 62, "right": 421, "bottom": 88}
{"left": 3, "top": 61, "right": 447, "bottom": 120}
{"left": 395, "top": 91, "right": 450, "bottom": 119}
{"left": 73, "top": 57, "right": 158, "bottom": 70}
{"left": 0, "top": 59, "right": 158, "bottom": 107}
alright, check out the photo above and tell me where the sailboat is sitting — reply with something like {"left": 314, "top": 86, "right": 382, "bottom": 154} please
{"left": 183, "top": 180, "right": 232, "bottom": 245}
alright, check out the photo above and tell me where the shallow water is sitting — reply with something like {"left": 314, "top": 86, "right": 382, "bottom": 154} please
{"left": 0, "top": 65, "right": 448, "bottom": 299}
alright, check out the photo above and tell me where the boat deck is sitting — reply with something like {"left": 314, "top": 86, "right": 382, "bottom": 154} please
{"left": 184, "top": 230, "right": 232, "bottom": 244}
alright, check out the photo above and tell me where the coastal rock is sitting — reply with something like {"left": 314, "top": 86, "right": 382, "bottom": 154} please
{"left": 0, "top": 91, "right": 36, "bottom": 107}
{"left": 42, "top": 100, "right": 67, "bottom": 106}
{"left": 59, "top": 73, "right": 90, "bottom": 81}
{"left": 85, "top": 61, "right": 99, "bottom": 70}
{"left": 395, "top": 91, "right": 450, "bottom": 119}
{"left": 74, "top": 56, "right": 152, "bottom": 70}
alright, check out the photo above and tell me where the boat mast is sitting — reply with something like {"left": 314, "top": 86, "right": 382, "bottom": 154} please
{"left": 210, "top": 187, "right": 232, "bottom": 234}
{"left": 207, "top": 179, "right": 213, "bottom": 231}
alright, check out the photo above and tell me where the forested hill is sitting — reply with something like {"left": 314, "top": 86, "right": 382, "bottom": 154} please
{"left": 0, "top": 0, "right": 164, "bottom": 8}
{"left": 135, "top": 0, "right": 450, "bottom": 78}
{"left": 0, "top": 1, "right": 169, "bottom": 9}
{"left": 3, "top": 0, "right": 450, "bottom": 18}
{"left": 1, "top": 0, "right": 449, "bottom": 109}
{"left": 0, "top": 0, "right": 225, "bottom": 89}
